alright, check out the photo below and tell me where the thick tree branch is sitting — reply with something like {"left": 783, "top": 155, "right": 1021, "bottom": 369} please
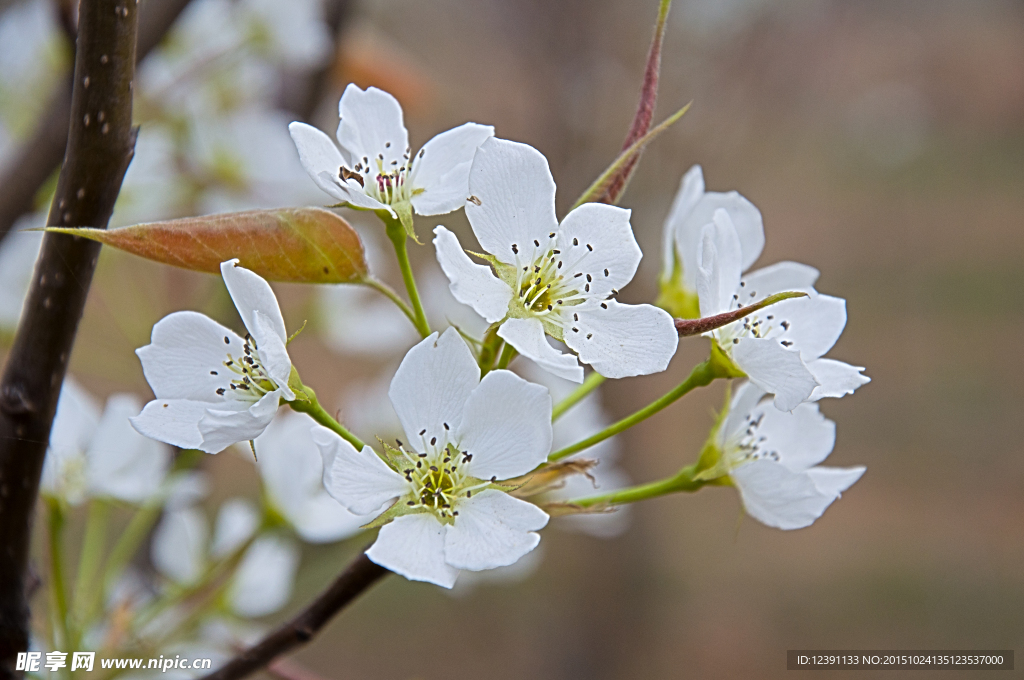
{"left": 199, "top": 552, "right": 389, "bottom": 680}
{"left": 0, "top": 0, "right": 138, "bottom": 675}
{"left": 0, "top": 0, "right": 195, "bottom": 244}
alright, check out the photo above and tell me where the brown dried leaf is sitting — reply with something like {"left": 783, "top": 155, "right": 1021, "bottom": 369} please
{"left": 46, "top": 207, "right": 368, "bottom": 283}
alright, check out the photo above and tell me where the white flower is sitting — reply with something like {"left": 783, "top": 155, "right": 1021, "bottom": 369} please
{"left": 210, "top": 497, "right": 260, "bottom": 557}
{"left": 659, "top": 165, "right": 764, "bottom": 317}
{"left": 0, "top": 217, "right": 44, "bottom": 329}
{"left": 696, "top": 210, "right": 869, "bottom": 410}
{"left": 152, "top": 505, "right": 209, "bottom": 585}
{"left": 41, "top": 378, "right": 171, "bottom": 505}
{"left": 434, "top": 137, "right": 678, "bottom": 383}
{"left": 711, "top": 381, "right": 865, "bottom": 530}
{"left": 289, "top": 84, "right": 493, "bottom": 229}
{"left": 239, "top": 0, "right": 331, "bottom": 68}
{"left": 132, "top": 260, "right": 296, "bottom": 453}
{"left": 226, "top": 533, "right": 300, "bottom": 618}
{"left": 313, "top": 328, "right": 552, "bottom": 588}
{"left": 254, "top": 412, "right": 369, "bottom": 543}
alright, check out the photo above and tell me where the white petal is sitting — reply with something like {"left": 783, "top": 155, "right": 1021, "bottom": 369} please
{"left": 740, "top": 261, "right": 819, "bottom": 294}
{"left": 336, "top": 84, "right": 408, "bottom": 169}
{"left": 287, "top": 121, "right": 350, "bottom": 203}
{"left": 695, "top": 212, "right": 743, "bottom": 317}
{"left": 389, "top": 329, "right": 480, "bottom": 446}
{"left": 152, "top": 507, "right": 208, "bottom": 584}
{"left": 754, "top": 401, "right": 836, "bottom": 471}
{"left": 258, "top": 414, "right": 333, "bottom": 521}
{"left": 662, "top": 164, "right": 704, "bottom": 278}
{"left": 198, "top": 389, "right": 283, "bottom": 452}
{"left": 366, "top": 513, "right": 459, "bottom": 588}
{"left": 458, "top": 370, "right": 552, "bottom": 480}
{"left": 806, "top": 465, "right": 866, "bottom": 497}
{"left": 732, "top": 337, "right": 818, "bottom": 412}
{"left": 252, "top": 310, "right": 294, "bottom": 396}
{"left": 86, "top": 394, "right": 170, "bottom": 503}
{"left": 672, "top": 182, "right": 764, "bottom": 293}
{"left": 136, "top": 311, "right": 244, "bottom": 401}
{"left": 760, "top": 294, "right": 847, "bottom": 361}
{"left": 316, "top": 172, "right": 392, "bottom": 213}
{"left": 719, "top": 380, "right": 768, "bottom": 449}
{"left": 219, "top": 259, "right": 288, "bottom": 348}
{"left": 732, "top": 460, "right": 837, "bottom": 530}
{"left": 465, "top": 137, "right": 558, "bottom": 262}
{"left": 433, "top": 226, "right": 512, "bottom": 324}
{"left": 228, "top": 534, "right": 300, "bottom": 617}
{"left": 807, "top": 358, "right": 870, "bottom": 400}
{"left": 411, "top": 122, "right": 495, "bottom": 216}
{"left": 565, "top": 300, "right": 678, "bottom": 379}
{"left": 131, "top": 398, "right": 212, "bottom": 451}
{"left": 210, "top": 498, "right": 260, "bottom": 558}
{"left": 291, "top": 494, "right": 367, "bottom": 544}
{"left": 556, "top": 202, "right": 640, "bottom": 299}
{"left": 497, "top": 317, "right": 583, "bottom": 383}
{"left": 444, "top": 490, "right": 548, "bottom": 571}
{"left": 312, "top": 426, "right": 408, "bottom": 515}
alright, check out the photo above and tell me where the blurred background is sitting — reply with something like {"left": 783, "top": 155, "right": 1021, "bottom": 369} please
{"left": 1, "top": 0, "right": 1022, "bottom": 678}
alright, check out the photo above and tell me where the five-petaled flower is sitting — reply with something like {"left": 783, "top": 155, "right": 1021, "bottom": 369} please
{"left": 696, "top": 209, "right": 869, "bottom": 411}
{"left": 312, "top": 328, "right": 552, "bottom": 588}
{"left": 659, "top": 165, "right": 764, "bottom": 319}
{"left": 698, "top": 380, "right": 865, "bottom": 530}
{"left": 131, "top": 259, "right": 296, "bottom": 453}
{"left": 289, "top": 84, "right": 493, "bottom": 236}
{"left": 434, "top": 137, "right": 678, "bottom": 383}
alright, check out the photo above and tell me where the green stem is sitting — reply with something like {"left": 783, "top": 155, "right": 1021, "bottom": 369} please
{"left": 363, "top": 277, "right": 418, "bottom": 329}
{"left": 103, "top": 499, "right": 163, "bottom": 594}
{"left": 548, "top": 356, "right": 723, "bottom": 462}
{"left": 46, "top": 499, "right": 72, "bottom": 652}
{"left": 552, "top": 372, "right": 606, "bottom": 421}
{"left": 71, "top": 500, "right": 111, "bottom": 641}
{"left": 290, "top": 388, "right": 365, "bottom": 451}
{"left": 496, "top": 343, "right": 516, "bottom": 370}
{"left": 383, "top": 215, "right": 430, "bottom": 338}
{"left": 567, "top": 464, "right": 705, "bottom": 508}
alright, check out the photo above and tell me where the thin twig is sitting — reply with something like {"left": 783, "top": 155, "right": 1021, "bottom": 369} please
{"left": 0, "top": 0, "right": 139, "bottom": 675}
{"left": 0, "top": 0, "right": 196, "bottom": 244}
{"left": 198, "top": 551, "right": 389, "bottom": 680}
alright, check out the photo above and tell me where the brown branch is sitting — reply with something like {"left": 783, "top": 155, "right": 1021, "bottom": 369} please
{"left": 596, "top": 0, "right": 671, "bottom": 204}
{"left": 674, "top": 292, "right": 809, "bottom": 337}
{"left": 0, "top": 0, "right": 139, "bottom": 676}
{"left": 199, "top": 552, "right": 389, "bottom": 680}
{"left": 0, "top": 0, "right": 196, "bottom": 244}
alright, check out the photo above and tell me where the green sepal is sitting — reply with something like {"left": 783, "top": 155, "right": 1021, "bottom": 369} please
{"left": 287, "top": 365, "right": 313, "bottom": 403}
{"left": 377, "top": 438, "right": 412, "bottom": 474}
{"left": 692, "top": 385, "right": 735, "bottom": 483}
{"left": 656, "top": 253, "right": 701, "bottom": 319}
{"left": 286, "top": 319, "right": 308, "bottom": 346}
{"left": 395, "top": 202, "right": 419, "bottom": 243}
{"left": 360, "top": 497, "right": 425, "bottom": 530}
{"left": 708, "top": 341, "right": 747, "bottom": 379}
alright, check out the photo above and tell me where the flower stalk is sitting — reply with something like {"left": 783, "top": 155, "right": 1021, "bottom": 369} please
{"left": 381, "top": 211, "right": 431, "bottom": 338}
{"left": 288, "top": 381, "right": 365, "bottom": 452}
{"left": 548, "top": 345, "right": 743, "bottom": 462}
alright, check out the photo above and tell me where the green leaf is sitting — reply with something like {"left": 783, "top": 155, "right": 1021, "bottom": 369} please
{"left": 45, "top": 207, "right": 368, "bottom": 284}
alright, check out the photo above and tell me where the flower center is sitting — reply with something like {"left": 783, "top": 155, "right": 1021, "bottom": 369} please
{"left": 394, "top": 427, "right": 493, "bottom": 522}
{"left": 727, "top": 409, "right": 779, "bottom": 468}
{"left": 714, "top": 282, "right": 794, "bottom": 353}
{"left": 509, "top": 235, "right": 587, "bottom": 317}
{"left": 215, "top": 334, "right": 278, "bottom": 402}
{"left": 339, "top": 145, "right": 421, "bottom": 206}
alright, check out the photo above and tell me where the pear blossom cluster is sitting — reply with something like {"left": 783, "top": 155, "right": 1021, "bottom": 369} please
{"left": 15, "top": 4, "right": 874, "bottom": 659}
